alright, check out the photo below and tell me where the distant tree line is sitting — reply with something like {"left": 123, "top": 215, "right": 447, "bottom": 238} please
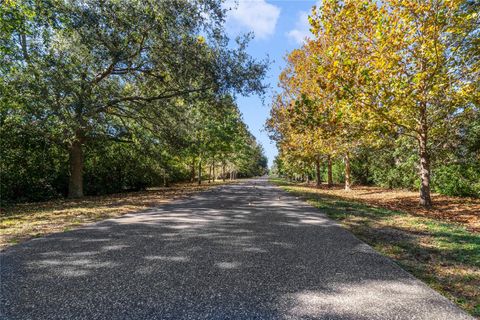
{"left": 267, "top": 0, "right": 479, "bottom": 204}
{"left": 0, "top": 0, "right": 268, "bottom": 204}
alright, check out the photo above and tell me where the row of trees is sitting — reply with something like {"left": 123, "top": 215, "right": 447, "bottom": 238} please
{"left": 267, "top": 0, "right": 479, "bottom": 206}
{"left": 1, "top": 0, "right": 268, "bottom": 204}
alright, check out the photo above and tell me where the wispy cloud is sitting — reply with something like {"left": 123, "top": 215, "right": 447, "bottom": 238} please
{"left": 225, "top": 0, "right": 281, "bottom": 40}
{"left": 286, "top": 1, "right": 321, "bottom": 45}
{"left": 286, "top": 11, "right": 310, "bottom": 44}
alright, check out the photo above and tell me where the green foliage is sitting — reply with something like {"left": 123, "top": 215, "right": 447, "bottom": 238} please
{"left": 83, "top": 141, "right": 163, "bottom": 195}
{"left": 364, "top": 139, "right": 419, "bottom": 190}
{"left": 0, "top": 116, "right": 68, "bottom": 202}
{"left": 272, "top": 130, "right": 480, "bottom": 198}
{"left": 326, "top": 161, "right": 345, "bottom": 184}
{"left": 433, "top": 164, "right": 480, "bottom": 198}
{"left": 0, "top": 0, "right": 268, "bottom": 203}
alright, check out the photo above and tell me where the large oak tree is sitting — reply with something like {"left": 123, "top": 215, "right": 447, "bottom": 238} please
{"left": 2, "top": 0, "right": 267, "bottom": 197}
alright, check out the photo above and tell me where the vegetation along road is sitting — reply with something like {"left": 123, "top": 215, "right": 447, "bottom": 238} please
{"left": 1, "top": 0, "right": 478, "bottom": 319}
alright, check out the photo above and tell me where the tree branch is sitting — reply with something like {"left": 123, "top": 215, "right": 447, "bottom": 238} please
{"left": 106, "top": 87, "right": 211, "bottom": 106}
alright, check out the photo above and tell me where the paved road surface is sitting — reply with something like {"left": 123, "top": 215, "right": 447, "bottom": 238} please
{"left": 1, "top": 178, "right": 473, "bottom": 319}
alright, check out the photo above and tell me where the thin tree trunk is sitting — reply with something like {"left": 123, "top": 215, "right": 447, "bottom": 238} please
{"left": 327, "top": 155, "right": 333, "bottom": 187}
{"left": 344, "top": 153, "right": 351, "bottom": 191}
{"left": 418, "top": 122, "right": 432, "bottom": 207}
{"left": 315, "top": 156, "right": 321, "bottom": 188}
{"left": 212, "top": 160, "right": 216, "bottom": 182}
{"left": 190, "top": 158, "right": 195, "bottom": 182}
{"left": 163, "top": 170, "right": 167, "bottom": 187}
{"left": 68, "top": 140, "right": 84, "bottom": 198}
{"left": 222, "top": 162, "right": 226, "bottom": 182}
{"left": 208, "top": 164, "right": 212, "bottom": 183}
{"left": 198, "top": 158, "right": 202, "bottom": 185}
{"left": 20, "top": 33, "right": 29, "bottom": 61}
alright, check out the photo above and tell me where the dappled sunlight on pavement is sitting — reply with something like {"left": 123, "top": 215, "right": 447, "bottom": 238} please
{"left": 1, "top": 178, "right": 473, "bottom": 319}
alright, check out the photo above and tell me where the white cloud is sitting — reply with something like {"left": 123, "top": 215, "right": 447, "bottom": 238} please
{"left": 225, "top": 0, "right": 281, "bottom": 40}
{"left": 286, "top": 11, "right": 310, "bottom": 44}
{"left": 286, "top": 1, "right": 321, "bottom": 44}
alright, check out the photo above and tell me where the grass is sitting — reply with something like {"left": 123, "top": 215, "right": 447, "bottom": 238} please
{"left": 270, "top": 177, "right": 480, "bottom": 318}
{"left": 0, "top": 180, "right": 230, "bottom": 250}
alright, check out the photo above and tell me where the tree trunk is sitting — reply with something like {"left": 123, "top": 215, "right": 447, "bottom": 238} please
{"left": 418, "top": 126, "right": 432, "bottom": 207}
{"left": 327, "top": 155, "right": 333, "bottom": 187}
{"left": 212, "top": 161, "right": 216, "bottom": 182}
{"left": 315, "top": 156, "right": 321, "bottom": 188}
{"left": 198, "top": 158, "right": 202, "bottom": 185}
{"left": 208, "top": 164, "right": 212, "bottom": 183}
{"left": 222, "top": 162, "right": 226, "bottom": 182}
{"left": 190, "top": 158, "right": 195, "bottom": 182}
{"left": 344, "top": 153, "right": 351, "bottom": 191}
{"left": 68, "top": 140, "right": 84, "bottom": 198}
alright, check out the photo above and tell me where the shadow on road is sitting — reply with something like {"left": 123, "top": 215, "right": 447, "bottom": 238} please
{"left": 1, "top": 179, "right": 471, "bottom": 319}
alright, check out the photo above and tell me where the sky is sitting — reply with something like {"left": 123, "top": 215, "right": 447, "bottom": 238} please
{"left": 224, "top": 0, "right": 319, "bottom": 167}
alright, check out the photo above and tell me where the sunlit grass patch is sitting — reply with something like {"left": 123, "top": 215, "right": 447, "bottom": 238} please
{"left": 271, "top": 178, "right": 480, "bottom": 317}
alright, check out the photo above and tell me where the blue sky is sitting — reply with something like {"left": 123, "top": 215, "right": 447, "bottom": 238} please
{"left": 224, "top": 0, "right": 318, "bottom": 167}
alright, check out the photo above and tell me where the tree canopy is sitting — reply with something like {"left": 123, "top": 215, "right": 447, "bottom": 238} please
{"left": 267, "top": 0, "right": 480, "bottom": 205}
{"left": 1, "top": 0, "right": 268, "bottom": 202}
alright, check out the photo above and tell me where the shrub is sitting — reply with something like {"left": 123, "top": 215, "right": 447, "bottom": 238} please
{"left": 433, "top": 164, "right": 480, "bottom": 197}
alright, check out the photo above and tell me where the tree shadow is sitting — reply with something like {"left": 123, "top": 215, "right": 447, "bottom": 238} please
{"left": 1, "top": 179, "right": 471, "bottom": 319}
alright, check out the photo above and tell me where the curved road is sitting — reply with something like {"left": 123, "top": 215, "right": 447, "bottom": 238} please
{"left": 1, "top": 178, "right": 472, "bottom": 319}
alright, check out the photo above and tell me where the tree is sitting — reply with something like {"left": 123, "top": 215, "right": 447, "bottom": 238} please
{"left": 1, "top": 0, "right": 267, "bottom": 197}
{"left": 308, "top": 0, "right": 478, "bottom": 206}
{"left": 267, "top": 39, "right": 371, "bottom": 190}
{"left": 267, "top": 0, "right": 478, "bottom": 204}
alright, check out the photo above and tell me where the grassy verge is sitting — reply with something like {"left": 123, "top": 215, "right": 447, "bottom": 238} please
{"left": 271, "top": 178, "right": 480, "bottom": 318}
{"left": 0, "top": 180, "right": 230, "bottom": 250}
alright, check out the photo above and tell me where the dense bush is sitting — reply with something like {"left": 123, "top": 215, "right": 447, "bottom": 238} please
{"left": 82, "top": 142, "right": 167, "bottom": 195}
{"left": 0, "top": 120, "right": 69, "bottom": 202}
{"left": 432, "top": 164, "right": 480, "bottom": 198}
{"left": 0, "top": 124, "right": 177, "bottom": 203}
{"left": 273, "top": 135, "right": 480, "bottom": 198}
{"left": 1, "top": 121, "right": 267, "bottom": 205}
{"left": 325, "top": 161, "right": 346, "bottom": 184}
{"left": 362, "top": 142, "right": 419, "bottom": 190}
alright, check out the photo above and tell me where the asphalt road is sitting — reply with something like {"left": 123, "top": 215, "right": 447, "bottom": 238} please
{"left": 1, "top": 178, "right": 473, "bottom": 319}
